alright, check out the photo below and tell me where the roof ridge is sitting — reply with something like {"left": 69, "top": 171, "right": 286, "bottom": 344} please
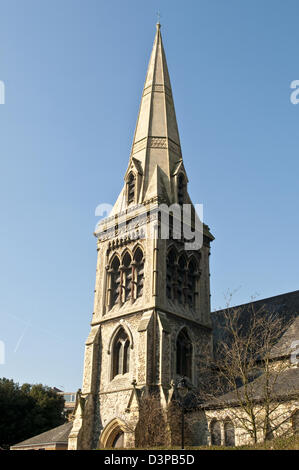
{"left": 212, "top": 289, "right": 299, "bottom": 314}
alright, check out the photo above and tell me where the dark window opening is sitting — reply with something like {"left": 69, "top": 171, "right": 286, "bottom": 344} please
{"left": 210, "top": 420, "right": 221, "bottom": 446}
{"left": 127, "top": 172, "right": 135, "bottom": 205}
{"left": 112, "top": 328, "right": 130, "bottom": 379}
{"left": 166, "top": 248, "right": 176, "bottom": 300}
{"left": 110, "top": 257, "right": 121, "bottom": 308}
{"left": 177, "top": 255, "right": 186, "bottom": 304}
{"left": 123, "top": 252, "right": 132, "bottom": 302}
{"left": 113, "top": 340, "right": 122, "bottom": 376}
{"left": 224, "top": 420, "right": 235, "bottom": 446}
{"left": 166, "top": 249, "right": 199, "bottom": 308}
{"left": 134, "top": 247, "right": 144, "bottom": 298}
{"left": 178, "top": 173, "right": 186, "bottom": 206}
{"left": 176, "top": 328, "right": 192, "bottom": 379}
{"left": 187, "top": 259, "right": 197, "bottom": 308}
{"left": 123, "top": 339, "right": 130, "bottom": 374}
{"left": 112, "top": 431, "right": 124, "bottom": 448}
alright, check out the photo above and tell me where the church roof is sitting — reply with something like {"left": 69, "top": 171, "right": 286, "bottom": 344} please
{"left": 204, "top": 367, "right": 299, "bottom": 409}
{"left": 212, "top": 290, "right": 299, "bottom": 361}
{"left": 10, "top": 422, "right": 72, "bottom": 449}
{"left": 200, "top": 291, "right": 299, "bottom": 410}
{"left": 270, "top": 315, "right": 299, "bottom": 359}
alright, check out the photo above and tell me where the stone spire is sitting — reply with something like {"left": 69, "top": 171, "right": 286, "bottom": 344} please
{"left": 131, "top": 23, "right": 181, "bottom": 155}
{"left": 111, "top": 24, "right": 186, "bottom": 215}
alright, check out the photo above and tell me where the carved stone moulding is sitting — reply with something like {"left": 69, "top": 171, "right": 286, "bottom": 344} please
{"left": 148, "top": 137, "right": 167, "bottom": 149}
{"left": 106, "top": 234, "right": 145, "bottom": 254}
{"left": 131, "top": 136, "right": 181, "bottom": 157}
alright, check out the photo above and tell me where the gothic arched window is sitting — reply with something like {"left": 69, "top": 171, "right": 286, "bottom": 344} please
{"left": 109, "top": 256, "right": 121, "bottom": 309}
{"left": 224, "top": 419, "right": 235, "bottom": 446}
{"left": 123, "top": 338, "right": 130, "bottom": 374}
{"left": 177, "top": 173, "right": 186, "bottom": 206}
{"left": 108, "top": 247, "right": 145, "bottom": 309}
{"left": 187, "top": 258, "right": 198, "bottom": 308}
{"left": 166, "top": 248, "right": 177, "bottom": 300}
{"left": 127, "top": 172, "right": 135, "bottom": 205}
{"left": 112, "top": 328, "right": 130, "bottom": 379}
{"left": 176, "top": 328, "right": 192, "bottom": 379}
{"left": 210, "top": 420, "right": 221, "bottom": 446}
{"left": 177, "top": 255, "right": 187, "bottom": 304}
{"left": 122, "top": 252, "right": 132, "bottom": 302}
{"left": 133, "top": 247, "right": 144, "bottom": 298}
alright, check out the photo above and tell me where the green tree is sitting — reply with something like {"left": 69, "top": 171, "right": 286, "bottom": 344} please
{"left": 0, "top": 378, "right": 66, "bottom": 449}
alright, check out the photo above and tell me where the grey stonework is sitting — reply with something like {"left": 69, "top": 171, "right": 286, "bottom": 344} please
{"left": 68, "top": 23, "right": 214, "bottom": 450}
{"left": 68, "top": 24, "right": 298, "bottom": 450}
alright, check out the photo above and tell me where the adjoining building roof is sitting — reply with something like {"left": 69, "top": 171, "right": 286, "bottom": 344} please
{"left": 211, "top": 290, "right": 299, "bottom": 360}
{"left": 10, "top": 422, "right": 73, "bottom": 449}
{"left": 270, "top": 316, "right": 299, "bottom": 359}
{"left": 204, "top": 367, "right": 299, "bottom": 409}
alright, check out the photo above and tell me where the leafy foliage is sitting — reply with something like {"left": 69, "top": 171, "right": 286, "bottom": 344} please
{"left": 0, "top": 378, "right": 66, "bottom": 448}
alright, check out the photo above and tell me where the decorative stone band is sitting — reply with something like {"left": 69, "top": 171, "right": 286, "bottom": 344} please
{"left": 98, "top": 228, "right": 145, "bottom": 244}
{"left": 131, "top": 136, "right": 181, "bottom": 157}
{"left": 131, "top": 137, "right": 147, "bottom": 154}
{"left": 149, "top": 137, "right": 167, "bottom": 148}
{"left": 143, "top": 84, "right": 172, "bottom": 97}
{"left": 95, "top": 198, "right": 162, "bottom": 238}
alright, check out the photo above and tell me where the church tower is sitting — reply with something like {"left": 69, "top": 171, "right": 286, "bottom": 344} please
{"left": 68, "top": 23, "right": 214, "bottom": 450}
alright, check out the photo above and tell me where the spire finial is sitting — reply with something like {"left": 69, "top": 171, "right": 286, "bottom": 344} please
{"left": 156, "top": 10, "right": 161, "bottom": 27}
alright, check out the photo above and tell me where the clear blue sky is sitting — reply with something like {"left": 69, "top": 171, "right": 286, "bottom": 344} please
{"left": 0, "top": 0, "right": 298, "bottom": 391}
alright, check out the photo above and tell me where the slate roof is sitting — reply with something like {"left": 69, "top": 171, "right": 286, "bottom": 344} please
{"left": 212, "top": 290, "right": 299, "bottom": 360}
{"left": 270, "top": 316, "right": 299, "bottom": 359}
{"left": 11, "top": 421, "right": 72, "bottom": 448}
{"left": 204, "top": 367, "right": 299, "bottom": 409}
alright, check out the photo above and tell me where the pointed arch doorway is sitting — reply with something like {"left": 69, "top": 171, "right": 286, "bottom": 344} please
{"left": 111, "top": 431, "right": 124, "bottom": 448}
{"left": 99, "top": 418, "right": 127, "bottom": 449}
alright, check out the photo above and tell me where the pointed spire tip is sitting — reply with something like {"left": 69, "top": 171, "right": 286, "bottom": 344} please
{"left": 156, "top": 10, "right": 161, "bottom": 29}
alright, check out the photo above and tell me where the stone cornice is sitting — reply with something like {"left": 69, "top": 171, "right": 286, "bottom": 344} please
{"left": 91, "top": 306, "right": 212, "bottom": 333}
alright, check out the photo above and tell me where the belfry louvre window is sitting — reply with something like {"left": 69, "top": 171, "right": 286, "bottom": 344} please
{"left": 134, "top": 247, "right": 144, "bottom": 298}
{"left": 108, "top": 247, "right": 145, "bottom": 310}
{"left": 112, "top": 328, "right": 130, "bottom": 378}
{"left": 108, "top": 256, "right": 121, "bottom": 308}
{"left": 122, "top": 252, "right": 132, "bottom": 302}
{"left": 177, "top": 255, "right": 187, "bottom": 304}
{"left": 177, "top": 173, "right": 186, "bottom": 206}
{"left": 166, "top": 248, "right": 176, "bottom": 300}
{"left": 187, "top": 259, "right": 198, "bottom": 308}
{"left": 176, "top": 328, "right": 192, "bottom": 379}
{"left": 127, "top": 172, "right": 135, "bottom": 205}
{"left": 166, "top": 249, "right": 199, "bottom": 307}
